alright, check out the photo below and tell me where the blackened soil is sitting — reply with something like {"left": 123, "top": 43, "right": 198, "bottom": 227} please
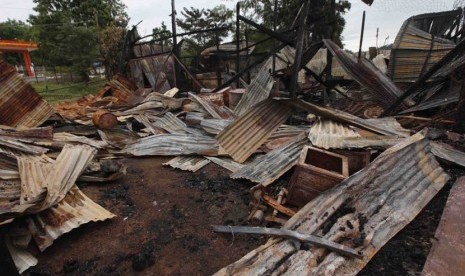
{"left": 0, "top": 157, "right": 265, "bottom": 276}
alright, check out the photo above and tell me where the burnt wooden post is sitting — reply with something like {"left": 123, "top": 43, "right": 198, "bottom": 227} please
{"left": 290, "top": 0, "right": 311, "bottom": 99}
{"left": 171, "top": 0, "right": 179, "bottom": 87}
{"left": 358, "top": 11, "right": 366, "bottom": 60}
{"left": 216, "top": 30, "right": 222, "bottom": 86}
{"left": 236, "top": 2, "right": 241, "bottom": 88}
{"left": 272, "top": 0, "right": 278, "bottom": 76}
{"left": 324, "top": 0, "right": 336, "bottom": 105}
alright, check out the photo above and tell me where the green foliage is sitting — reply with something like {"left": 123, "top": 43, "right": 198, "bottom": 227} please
{"left": 176, "top": 4, "right": 233, "bottom": 55}
{"left": 0, "top": 19, "right": 34, "bottom": 64}
{"left": 99, "top": 23, "right": 126, "bottom": 78}
{"left": 0, "top": 19, "right": 32, "bottom": 40}
{"left": 240, "top": 0, "right": 351, "bottom": 47}
{"left": 152, "top": 21, "right": 172, "bottom": 47}
{"left": 28, "top": 0, "right": 128, "bottom": 80}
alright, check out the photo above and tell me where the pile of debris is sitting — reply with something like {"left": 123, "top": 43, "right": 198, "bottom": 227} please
{"left": 2, "top": 6, "right": 465, "bottom": 275}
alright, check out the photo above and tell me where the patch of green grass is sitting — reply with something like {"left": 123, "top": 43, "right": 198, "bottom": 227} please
{"left": 31, "top": 79, "right": 107, "bottom": 103}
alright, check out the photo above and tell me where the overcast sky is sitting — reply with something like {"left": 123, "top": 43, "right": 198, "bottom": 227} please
{"left": 0, "top": 0, "right": 458, "bottom": 51}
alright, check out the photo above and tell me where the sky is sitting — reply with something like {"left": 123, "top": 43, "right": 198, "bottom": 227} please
{"left": 0, "top": 0, "right": 458, "bottom": 51}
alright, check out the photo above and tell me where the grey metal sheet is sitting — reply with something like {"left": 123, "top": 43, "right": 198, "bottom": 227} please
{"left": 231, "top": 133, "right": 307, "bottom": 187}
{"left": 123, "top": 134, "right": 219, "bottom": 156}
{"left": 163, "top": 156, "right": 211, "bottom": 172}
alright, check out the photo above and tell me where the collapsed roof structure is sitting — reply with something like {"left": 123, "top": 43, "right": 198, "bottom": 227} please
{"left": 2, "top": 0, "right": 465, "bottom": 274}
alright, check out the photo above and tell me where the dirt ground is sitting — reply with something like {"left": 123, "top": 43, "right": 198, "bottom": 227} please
{"left": 0, "top": 157, "right": 463, "bottom": 275}
{"left": 0, "top": 157, "right": 265, "bottom": 275}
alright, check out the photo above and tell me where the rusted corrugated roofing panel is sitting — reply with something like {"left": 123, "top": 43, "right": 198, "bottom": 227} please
{"left": 262, "top": 125, "right": 308, "bottom": 152}
{"left": 0, "top": 144, "right": 97, "bottom": 224}
{"left": 217, "top": 99, "right": 293, "bottom": 163}
{"left": 308, "top": 119, "right": 360, "bottom": 149}
{"left": 216, "top": 133, "right": 450, "bottom": 275}
{"left": 324, "top": 39, "right": 413, "bottom": 110}
{"left": 231, "top": 133, "right": 307, "bottom": 187}
{"left": 26, "top": 186, "right": 115, "bottom": 251}
{"left": 389, "top": 25, "right": 455, "bottom": 82}
{"left": 0, "top": 126, "right": 53, "bottom": 141}
{"left": 234, "top": 46, "right": 295, "bottom": 116}
{"left": 163, "top": 156, "right": 210, "bottom": 172}
{"left": 389, "top": 10, "right": 461, "bottom": 82}
{"left": 422, "top": 176, "right": 465, "bottom": 276}
{"left": 17, "top": 155, "right": 52, "bottom": 204}
{"left": 0, "top": 59, "right": 55, "bottom": 127}
{"left": 123, "top": 134, "right": 219, "bottom": 156}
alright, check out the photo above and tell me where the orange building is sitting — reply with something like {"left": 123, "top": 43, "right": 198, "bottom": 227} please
{"left": 0, "top": 39, "right": 39, "bottom": 76}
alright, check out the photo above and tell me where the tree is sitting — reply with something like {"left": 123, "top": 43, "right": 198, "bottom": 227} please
{"left": 28, "top": 0, "right": 128, "bottom": 80}
{"left": 0, "top": 19, "right": 32, "bottom": 40}
{"left": 240, "top": 0, "right": 351, "bottom": 47}
{"left": 176, "top": 5, "right": 233, "bottom": 55}
{"left": 152, "top": 21, "right": 172, "bottom": 49}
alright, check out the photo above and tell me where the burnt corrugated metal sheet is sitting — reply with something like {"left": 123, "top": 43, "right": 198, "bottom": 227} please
{"left": 0, "top": 126, "right": 53, "bottom": 141}
{"left": 389, "top": 10, "right": 461, "bottom": 82}
{"left": 324, "top": 39, "right": 413, "bottom": 110}
{"left": 128, "top": 54, "right": 174, "bottom": 93}
{"left": 189, "top": 92, "right": 235, "bottom": 120}
{"left": 163, "top": 156, "right": 210, "bottom": 172}
{"left": 231, "top": 133, "right": 307, "bottom": 187}
{"left": 216, "top": 133, "right": 450, "bottom": 275}
{"left": 205, "top": 157, "right": 246, "bottom": 173}
{"left": 285, "top": 99, "right": 409, "bottom": 137}
{"left": 389, "top": 26, "right": 455, "bottom": 82}
{"left": 0, "top": 179, "right": 21, "bottom": 216}
{"left": 123, "top": 134, "right": 219, "bottom": 156}
{"left": 308, "top": 119, "right": 360, "bottom": 149}
{"left": 431, "top": 141, "right": 465, "bottom": 168}
{"left": 422, "top": 176, "right": 465, "bottom": 276}
{"left": 234, "top": 46, "right": 295, "bottom": 116}
{"left": 0, "top": 59, "right": 55, "bottom": 127}
{"left": 200, "top": 119, "right": 233, "bottom": 135}
{"left": 0, "top": 139, "right": 49, "bottom": 155}
{"left": 153, "top": 112, "right": 204, "bottom": 135}
{"left": 217, "top": 99, "right": 293, "bottom": 163}
{"left": 0, "top": 144, "right": 97, "bottom": 223}
{"left": 5, "top": 228, "right": 37, "bottom": 273}
{"left": 26, "top": 186, "right": 115, "bottom": 251}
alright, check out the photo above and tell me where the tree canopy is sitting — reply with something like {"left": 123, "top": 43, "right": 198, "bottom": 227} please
{"left": 28, "top": 0, "right": 129, "bottom": 80}
{"left": 241, "top": 0, "right": 351, "bottom": 47}
{"left": 0, "top": 19, "right": 32, "bottom": 40}
{"left": 176, "top": 5, "right": 234, "bottom": 55}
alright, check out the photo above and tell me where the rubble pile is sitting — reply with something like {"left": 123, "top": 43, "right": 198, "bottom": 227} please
{"left": 1, "top": 4, "right": 465, "bottom": 276}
